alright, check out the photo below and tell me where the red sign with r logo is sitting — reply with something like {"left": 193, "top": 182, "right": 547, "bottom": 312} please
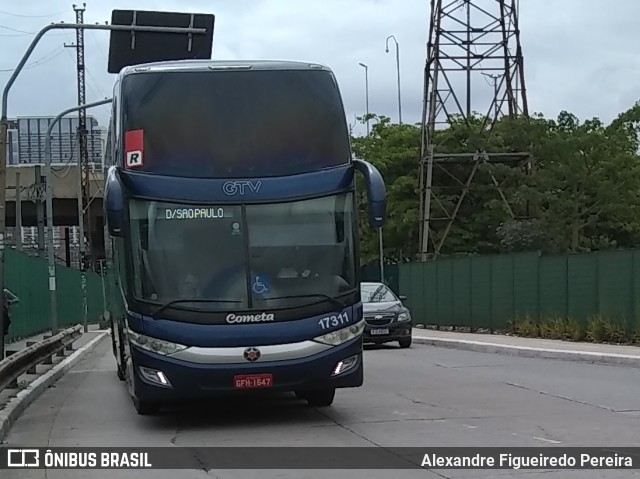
{"left": 124, "top": 130, "right": 144, "bottom": 168}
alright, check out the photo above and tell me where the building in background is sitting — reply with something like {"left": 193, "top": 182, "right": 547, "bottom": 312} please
{"left": 7, "top": 224, "right": 84, "bottom": 268}
{"left": 7, "top": 115, "right": 106, "bottom": 266}
{"left": 94, "top": 125, "right": 109, "bottom": 170}
{"left": 5, "top": 120, "right": 19, "bottom": 165}
{"left": 8, "top": 115, "right": 104, "bottom": 166}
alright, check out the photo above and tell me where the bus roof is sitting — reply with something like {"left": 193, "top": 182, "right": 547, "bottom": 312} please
{"left": 119, "top": 59, "right": 333, "bottom": 77}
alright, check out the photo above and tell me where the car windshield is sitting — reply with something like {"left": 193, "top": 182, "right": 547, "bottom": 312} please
{"left": 360, "top": 284, "right": 397, "bottom": 303}
{"left": 128, "top": 193, "right": 356, "bottom": 313}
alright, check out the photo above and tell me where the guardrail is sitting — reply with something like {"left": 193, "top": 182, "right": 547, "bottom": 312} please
{"left": 0, "top": 325, "right": 82, "bottom": 392}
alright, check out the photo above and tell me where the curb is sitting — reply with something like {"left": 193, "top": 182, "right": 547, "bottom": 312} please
{"left": 412, "top": 336, "right": 640, "bottom": 367}
{"left": 0, "top": 331, "right": 109, "bottom": 442}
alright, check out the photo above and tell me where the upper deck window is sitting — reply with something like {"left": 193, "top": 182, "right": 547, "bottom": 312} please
{"left": 120, "top": 68, "right": 351, "bottom": 178}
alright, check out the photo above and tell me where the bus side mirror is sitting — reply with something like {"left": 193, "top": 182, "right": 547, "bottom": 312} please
{"left": 354, "top": 159, "right": 386, "bottom": 229}
{"left": 105, "top": 166, "right": 125, "bottom": 238}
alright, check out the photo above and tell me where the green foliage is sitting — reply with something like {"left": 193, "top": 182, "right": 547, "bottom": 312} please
{"left": 352, "top": 115, "right": 421, "bottom": 264}
{"left": 508, "top": 315, "right": 539, "bottom": 338}
{"left": 352, "top": 101, "right": 640, "bottom": 261}
{"left": 509, "top": 314, "right": 637, "bottom": 344}
{"left": 586, "top": 315, "right": 629, "bottom": 344}
{"left": 496, "top": 219, "right": 548, "bottom": 253}
{"left": 509, "top": 315, "right": 586, "bottom": 342}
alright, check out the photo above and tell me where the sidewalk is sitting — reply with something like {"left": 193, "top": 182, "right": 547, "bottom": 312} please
{"left": 412, "top": 327, "right": 640, "bottom": 367}
{"left": 0, "top": 323, "right": 110, "bottom": 441}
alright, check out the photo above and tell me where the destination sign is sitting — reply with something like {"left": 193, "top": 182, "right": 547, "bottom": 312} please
{"left": 161, "top": 207, "right": 230, "bottom": 220}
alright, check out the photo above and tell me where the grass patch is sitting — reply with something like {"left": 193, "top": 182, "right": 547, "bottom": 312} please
{"left": 508, "top": 314, "right": 638, "bottom": 344}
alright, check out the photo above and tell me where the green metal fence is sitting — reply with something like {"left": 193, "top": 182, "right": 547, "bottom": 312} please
{"left": 361, "top": 263, "right": 400, "bottom": 295}
{"left": 11, "top": 246, "right": 639, "bottom": 340}
{"left": 5, "top": 249, "right": 107, "bottom": 342}
{"left": 393, "top": 250, "right": 640, "bottom": 332}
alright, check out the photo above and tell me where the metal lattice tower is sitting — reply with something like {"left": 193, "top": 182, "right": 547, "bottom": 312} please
{"left": 66, "top": 3, "right": 92, "bottom": 270}
{"left": 418, "top": 0, "right": 531, "bottom": 260}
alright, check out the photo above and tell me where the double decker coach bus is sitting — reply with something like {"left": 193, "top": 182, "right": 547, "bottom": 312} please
{"left": 104, "top": 59, "right": 386, "bottom": 415}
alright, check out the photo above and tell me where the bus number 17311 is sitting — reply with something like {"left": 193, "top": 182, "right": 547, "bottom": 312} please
{"left": 318, "top": 311, "right": 350, "bottom": 330}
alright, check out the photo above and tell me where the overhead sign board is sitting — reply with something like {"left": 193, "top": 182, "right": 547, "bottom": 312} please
{"left": 107, "top": 10, "right": 215, "bottom": 74}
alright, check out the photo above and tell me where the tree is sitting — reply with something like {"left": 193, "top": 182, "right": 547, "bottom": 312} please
{"left": 351, "top": 101, "right": 640, "bottom": 261}
{"left": 351, "top": 115, "right": 421, "bottom": 264}
{"left": 524, "top": 106, "right": 640, "bottom": 252}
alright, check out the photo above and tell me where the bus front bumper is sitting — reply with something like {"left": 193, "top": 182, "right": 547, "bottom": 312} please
{"left": 129, "top": 337, "right": 363, "bottom": 401}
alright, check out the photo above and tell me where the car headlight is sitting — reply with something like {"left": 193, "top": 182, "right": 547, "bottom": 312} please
{"left": 128, "top": 329, "right": 187, "bottom": 356}
{"left": 397, "top": 311, "right": 411, "bottom": 322}
{"left": 313, "top": 319, "right": 365, "bottom": 346}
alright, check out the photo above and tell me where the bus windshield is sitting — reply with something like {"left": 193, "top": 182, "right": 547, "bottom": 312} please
{"left": 120, "top": 69, "right": 351, "bottom": 178}
{"left": 128, "top": 193, "right": 356, "bottom": 314}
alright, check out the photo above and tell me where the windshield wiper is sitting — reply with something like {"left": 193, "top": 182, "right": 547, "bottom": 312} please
{"left": 256, "top": 293, "right": 346, "bottom": 309}
{"left": 370, "top": 285, "right": 386, "bottom": 303}
{"left": 152, "top": 299, "right": 242, "bottom": 318}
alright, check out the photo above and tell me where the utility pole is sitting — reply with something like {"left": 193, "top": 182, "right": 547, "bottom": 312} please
{"left": 65, "top": 3, "right": 89, "bottom": 332}
{"left": 35, "top": 166, "right": 45, "bottom": 257}
{"left": 45, "top": 98, "right": 112, "bottom": 336}
{"left": 0, "top": 121, "right": 5, "bottom": 358}
{"left": 65, "top": 3, "right": 92, "bottom": 273}
{"left": 15, "top": 171, "right": 21, "bottom": 251}
{"left": 0, "top": 13, "right": 211, "bottom": 347}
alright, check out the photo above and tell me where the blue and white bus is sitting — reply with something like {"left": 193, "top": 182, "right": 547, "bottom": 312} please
{"left": 104, "top": 60, "right": 386, "bottom": 414}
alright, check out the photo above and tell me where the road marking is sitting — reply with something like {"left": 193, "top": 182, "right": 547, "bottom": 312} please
{"left": 414, "top": 335, "right": 640, "bottom": 360}
{"left": 533, "top": 436, "right": 562, "bottom": 444}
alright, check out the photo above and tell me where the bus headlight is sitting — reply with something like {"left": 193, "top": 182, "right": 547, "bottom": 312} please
{"left": 128, "top": 329, "right": 187, "bottom": 356}
{"left": 313, "top": 320, "right": 365, "bottom": 346}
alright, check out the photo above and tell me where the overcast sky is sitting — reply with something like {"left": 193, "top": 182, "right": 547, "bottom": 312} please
{"left": 1, "top": 0, "right": 639, "bottom": 137}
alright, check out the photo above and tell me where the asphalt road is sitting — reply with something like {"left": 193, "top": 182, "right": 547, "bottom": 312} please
{"left": 4, "top": 337, "right": 640, "bottom": 479}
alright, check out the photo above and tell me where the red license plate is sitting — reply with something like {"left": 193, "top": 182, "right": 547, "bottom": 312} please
{"left": 233, "top": 373, "right": 273, "bottom": 389}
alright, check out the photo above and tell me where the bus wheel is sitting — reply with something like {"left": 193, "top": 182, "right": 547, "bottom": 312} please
{"left": 305, "top": 389, "right": 335, "bottom": 407}
{"left": 133, "top": 398, "right": 159, "bottom": 415}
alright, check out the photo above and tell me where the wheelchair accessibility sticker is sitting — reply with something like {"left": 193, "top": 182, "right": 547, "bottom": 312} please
{"left": 252, "top": 275, "right": 270, "bottom": 295}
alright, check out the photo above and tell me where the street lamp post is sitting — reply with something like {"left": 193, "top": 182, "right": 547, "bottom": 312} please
{"left": 358, "top": 62, "right": 370, "bottom": 136}
{"left": 385, "top": 35, "right": 402, "bottom": 124}
{"left": 358, "top": 61, "right": 383, "bottom": 283}
{"left": 0, "top": 19, "right": 208, "bottom": 355}
{"left": 44, "top": 98, "right": 112, "bottom": 335}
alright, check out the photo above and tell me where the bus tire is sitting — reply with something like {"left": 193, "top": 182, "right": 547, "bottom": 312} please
{"left": 114, "top": 325, "right": 126, "bottom": 381}
{"left": 133, "top": 398, "right": 159, "bottom": 415}
{"left": 305, "top": 389, "right": 335, "bottom": 407}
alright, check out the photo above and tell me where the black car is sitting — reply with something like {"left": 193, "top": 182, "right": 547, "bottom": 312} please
{"left": 360, "top": 282, "right": 412, "bottom": 348}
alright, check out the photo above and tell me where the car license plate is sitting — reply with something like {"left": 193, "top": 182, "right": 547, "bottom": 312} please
{"left": 234, "top": 373, "right": 273, "bottom": 389}
{"left": 370, "top": 328, "right": 390, "bottom": 335}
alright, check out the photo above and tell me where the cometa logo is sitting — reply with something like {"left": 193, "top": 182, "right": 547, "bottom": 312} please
{"left": 226, "top": 312, "right": 275, "bottom": 324}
